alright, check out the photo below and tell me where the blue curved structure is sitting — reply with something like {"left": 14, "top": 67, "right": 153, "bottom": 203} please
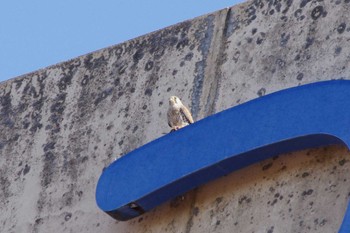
{"left": 96, "top": 80, "right": 350, "bottom": 231}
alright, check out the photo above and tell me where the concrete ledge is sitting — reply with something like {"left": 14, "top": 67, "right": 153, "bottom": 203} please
{"left": 1, "top": 0, "right": 350, "bottom": 232}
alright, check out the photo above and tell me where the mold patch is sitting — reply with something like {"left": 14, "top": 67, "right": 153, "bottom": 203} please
{"left": 311, "top": 6, "right": 324, "bottom": 20}
{"left": 94, "top": 88, "right": 114, "bottom": 106}
{"left": 23, "top": 164, "right": 31, "bottom": 176}
{"left": 0, "top": 174, "right": 11, "bottom": 205}
{"left": 337, "top": 23, "right": 346, "bottom": 34}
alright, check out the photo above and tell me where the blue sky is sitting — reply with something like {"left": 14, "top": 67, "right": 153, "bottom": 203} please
{"left": 0, "top": 1, "right": 244, "bottom": 82}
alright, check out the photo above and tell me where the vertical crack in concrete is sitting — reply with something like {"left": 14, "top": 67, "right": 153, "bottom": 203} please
{"left": 191, "top": 15, "right": 215, "bottom": 120}
{"left": 184, "top": 190, "right": 198, "bottom": 233}
{"left": 184, "top": 12, "right": 235, "bottom": 230}
{"left": 205, "top": 8, "right": 235, "bottom": 116}
{"left": 205, "top": 8, "right": 234, "bottom": 116}
{"left": 223, "top": 7, "right": 238, "bottom": 38}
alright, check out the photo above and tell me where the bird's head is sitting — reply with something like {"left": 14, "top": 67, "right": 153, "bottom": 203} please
{"left": 169, "top": 96, "right": 182, "bottom": 106}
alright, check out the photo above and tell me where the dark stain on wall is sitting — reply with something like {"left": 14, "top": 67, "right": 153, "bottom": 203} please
{"left": 41, "top": 151, "right": 56, "bottom": 188}
{"left": 311, "top": 6, "right": 325, "bottom": 20}
{"left": 0, "top": 173, "right": 11, "bottom": 205}
{"left": 84, "top": 53, "right": 108, "bottom": 70}
{"left": 133, "top": 49, "right": 145, "bottom": 65}
{"left": 191, "top": 15, "right": 215, "bottom": 119}
{"left": 23, "top": 164, "right": 31, "bottom": 176}
{"left": 300, "top": 0, "right": 312, "bottom": 8}
{"left": 280, "top": 33, "right": 290, "bottom": 47}
{"left": 94, "top": 88, "right": 114, "bottom": 106}
{"left": 29, "top": 75, "right": 46, "bottom": 134}
{"left": 0, "top": 92, "right": 14, "bottom": 129}
{"left": 337, "top": 22, "right": 346, "bottom": 34}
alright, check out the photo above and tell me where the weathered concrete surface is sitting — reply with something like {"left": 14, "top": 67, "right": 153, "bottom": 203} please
{"left": 1, "top": 0, "right": 350, "bottom": 232}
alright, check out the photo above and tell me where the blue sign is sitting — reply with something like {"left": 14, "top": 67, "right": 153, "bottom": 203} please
{"left": 96, "top": 80, "right": 350, "bottom": 232}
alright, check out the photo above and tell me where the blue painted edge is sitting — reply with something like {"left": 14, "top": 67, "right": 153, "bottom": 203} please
{"left": 96, "top": 80, "right": 350, "bottom": 231}
{"left": 339, "top": 199, "right": 350, "bottom": 233}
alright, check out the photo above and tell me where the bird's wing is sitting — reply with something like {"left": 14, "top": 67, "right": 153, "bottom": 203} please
{"left": 180, "top": 105, "right": 194, "bottom": 124}
{"left": 167, "top": 110, "right": 173, "bottom": 127}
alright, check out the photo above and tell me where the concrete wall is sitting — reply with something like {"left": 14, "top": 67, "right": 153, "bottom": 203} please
{"left": 1, "top": 0, "right": 350, "bottom": 232}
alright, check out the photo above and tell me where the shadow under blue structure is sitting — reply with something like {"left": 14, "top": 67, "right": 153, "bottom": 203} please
{"left": 96, "top": 80, "right": 350, "bottom": 232}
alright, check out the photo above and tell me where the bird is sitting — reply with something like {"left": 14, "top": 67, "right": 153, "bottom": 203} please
{"left": 167, "top": 96, "right": 194, "bottom": 132}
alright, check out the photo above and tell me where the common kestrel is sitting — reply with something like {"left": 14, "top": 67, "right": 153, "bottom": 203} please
{"left": 167, "top": 96, "right": 194, "bottom": 132}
